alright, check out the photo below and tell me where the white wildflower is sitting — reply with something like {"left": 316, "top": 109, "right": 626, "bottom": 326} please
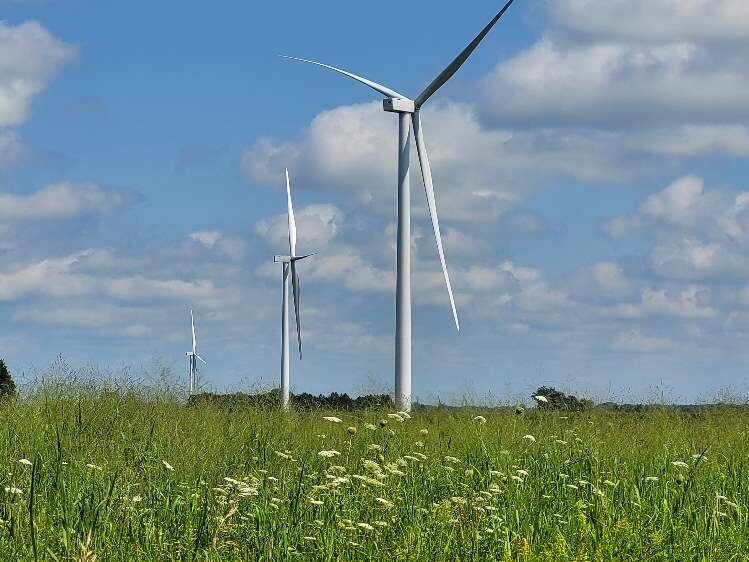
{"left": 18, "top": 459, "right": 32, "bottom": 466}
{"left": 318, "top": 450, "right": 341, "bottom": 458}
{"left": 4, "top": 487, "right": 22, "bottom": 495}
{"left": 671, "top": 461, "right": 689, "bottom": 469}
{"left": 323, "top": 416, "right": 342, "bottom": 423}
{"left": 375, "top": 497, "right": 394, "bottom": 508}
{"left": 387, "top": 413, "right": 404, "bottom": 422}
{"left": 522, "top": 434, "right": 536, "bottom": 443}
{"left": 472, "top": 415, "right": 487, "bottom": 425}
{"left": 162, "top": 460, "right": 174, "bottom": 472}
{"left": 357, "top": 522, "right": 375, "bottom": 531}
{"left": 444, "top": 456, "right": 461, "bottom": 464}
{"left": 533, "top": 395, "right": 549, "bottom": 403}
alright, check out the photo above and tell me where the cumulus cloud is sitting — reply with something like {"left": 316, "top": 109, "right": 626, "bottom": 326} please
{"left": 553, "top": 0, "right": 749, "bottom": 45}
{"left": 0, "top": 251, "right": 221, "bottom": 303}
{"left": 255, "top": 203, "right": 344, "bottom": 251}
{"left": 0, "top": 182, "right": 137, "bottom": 221}
{"left": 612, "top": 330, "right": 674, "bottom": 353}
{"left": 243, "top": 102, "right": 633, "bottom": 223}
{"left": 0, "top": 131, "right": 26, "bottom": 171}
{"left": 0, "top": 20, "right": 76, "bottom": 127}
{"left": 188, "top": 230, "right": 245, "bottom": 260}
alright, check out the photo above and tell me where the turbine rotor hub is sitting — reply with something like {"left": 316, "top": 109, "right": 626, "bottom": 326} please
{"left": 383, "top": 98, "right": 415, "bottom": 114}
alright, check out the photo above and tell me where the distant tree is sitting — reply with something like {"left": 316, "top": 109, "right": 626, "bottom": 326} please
{"left": 0, "top": 359, "right": 16, "bottom": 399}
{"left": 533, "top": 386, "right": 592, "bottom": 411}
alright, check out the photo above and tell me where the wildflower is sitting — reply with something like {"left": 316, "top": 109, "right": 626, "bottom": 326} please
{"left": 555, "top": 439, "right": 568, "bottom": 445}
{"left": 444, "top": 456, "right": 461, "bottom": 464}
{"left": 266, "top": 476, "right": 279, "bottom": 482}
{"left": 387, "top": 413, "right": 404, "bottom": 422}
{"left": 275, "top": 451, "right": 292, "bottom": 460}
{"left": 522, "top": 434, "right": 536, "bottom": 443}
{"left": 397, "top": 411, "right": 411, "bottom": 419}
{"left": 303, "top": 536, "right": 316, "bottom": 542}
{"left": 566, "top": 484, "right": 579, "bottom": 490}
{"left": 4, "top": 487, "right": 22, "bottom": 495}
{"left": 533, "top": 395, "right": 549, "bottom": 403}
{"left": 375, "top": 497, "right": 394, "bottom": 508}
{"left": 86, "top": 463, "right": 102, "bottom": 471}
{"left": 131, "top": 495, "right": 142, "bottom": 503}
{"left": 365, "top": 423, "right": 377, "bottom": 430}
{"left": 318, "top": 450, "right": 341, "bottom": 458}
{"left": 413, "top": 452, "right": 427, "bottom": 460}
{"left": 347, "top": 426, "right": 357, "bottom": 435}
{"left": 162, "top": 460, "right": 174, "bottom": 472}
{"left": 671, "top": 461, "right": 689, "bottom": 469}
{"left": 644, "top": 476, "right": 659, "bottom": 482}
{"left": 516, "top": 469, "right": 529, "bottom": 477}
{"left": 368, "top": 444, "right": 382, "bottom": 451}
{"left": 473, "top": 415, "right": 487, "bottom": 425}
{"left": 510, "top": 475, "right": 523, "bottom": 483}
{"left": 362, "top": 459, "right": 382, "bottom": 472}
{"left": 515, "top": 405, "right": 525, "bottom": 415}
{"left": 357, "top": 522, "right": 375, "bottom": 531}
{"left": 378, "top": 419, "right": 388, "bottom": 427}
{"left": 309, "top": 498, "right": 324, "bottom": 506}
{"left": 323, "top": 416, "right": 342, "bottom": 423}
{"left": 603, "top": 480, "right": 617, "bottom": 487}
{"left": 415, "top": 440, "right": 424, "bottom": 447}
{"left": 352, "top": 474, "right": 384, "bottom": 486}
{"left": 559, "top": 473, "right": 569, "bottom": 479}
{"left": 419, "top": 428, "right": 429, "bottom": 435}
{"left": 374, "top": 520, "right": 388, "bottom": 527}
{"left": 465, "top": 469, "right": 474, "bottom": 476}
{"left": 18, "top": 459, "right": 32, "bottom": 466}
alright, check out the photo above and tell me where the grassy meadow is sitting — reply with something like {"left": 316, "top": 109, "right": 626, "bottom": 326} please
{"left": 1, "top": 384, "right": 749, "bottom": 561}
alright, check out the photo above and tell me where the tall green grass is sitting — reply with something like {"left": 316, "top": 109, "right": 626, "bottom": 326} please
{"left": 1, "top": 383, "right": 748, "bottom": 560}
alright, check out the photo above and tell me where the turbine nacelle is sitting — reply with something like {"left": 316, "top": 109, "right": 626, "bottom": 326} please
{"left": 274, "top": 253, "right": 316, "bottom": 264}
{"left": 383, "top": 98, "right": 415, "bottom": 114}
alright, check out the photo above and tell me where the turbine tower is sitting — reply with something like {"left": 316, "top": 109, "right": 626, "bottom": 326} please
{"left": 274, "top": 169, "right": 315, "bottom": 410}
{"left": 284, "top": 0, "right": 516, "bottom": 410}
{"left": 185, "top": 309, "right": 206, "bottom": 394}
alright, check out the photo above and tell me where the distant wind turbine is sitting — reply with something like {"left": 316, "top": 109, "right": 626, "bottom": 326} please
{"left": 186, "top": 309, "right": 206, "bottom": 394}
{"left": 274, "top": 169, "right": 315, "bottom": 410}
{"left": 283, "top": 0, "right": 517, "bottom": 410}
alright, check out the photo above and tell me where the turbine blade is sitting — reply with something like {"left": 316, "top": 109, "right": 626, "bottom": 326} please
{"left": 290, "top": 252, "right": 316, "bottom": 262}
{"left": 291, "top": 261, "right": 302, "bottom": 359}
{"left": 411, "top": 111, "right": 460, "bottom": 331}
{"left": 196, "top": 355, "right": 206, "bottom": 365}
{"left": 414, "top": 0, "right": 516, "bottom": 108}
{"left": 191, "top": 309, "right": 196, "bottom": 353}
{"left": 281, "top": 55, "right": 407, "bottom": 100}
{"left": 286, "top": 168, "right": 297, "bottom": 257}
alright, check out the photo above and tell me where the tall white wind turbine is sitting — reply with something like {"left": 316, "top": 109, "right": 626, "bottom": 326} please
{"left": 284, "top": 0, "right": 516, "bottom": 410}
{"left": 274, "top": 169, "right": 315, "bottom": 410}
{"left": 185, "top": 309, "right": 206, "bottom": 394}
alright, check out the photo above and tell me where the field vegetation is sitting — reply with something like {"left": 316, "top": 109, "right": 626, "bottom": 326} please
{"left": 0, "top": 372, "right": 748, "bottom": 560}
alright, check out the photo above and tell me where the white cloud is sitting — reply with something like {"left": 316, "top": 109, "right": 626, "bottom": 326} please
{"left": 610, "top": 286, "right": 717, "bottom": 320}
{"left": 242, "top": 102, "right": 629, "bottom": 224}
{"left": 640, "top": 125, "right": 749, "bottom": 156}
{"left": 612, "top": 330, "right": 674, "bottom": 353}
{"left": 553, "top": 0, "right": 749, "bottom": 45}
{"left": 0, "top": 182, "right": 135, "bottom": 221}
{"left": 0, "top": 130, "right": 26, "bottom": 170}
{"left": 572, "top": 262, "right": 635, "bottom": 301}
{"left": 0, "top": 251, "right": 221, "bottom": 303}
{"left": 480, "top": 37, "right": 749, "bottom": 129}
{"left": 0, "top": 20, "right": 76, "bottom": 127}
{"left": 188, "top": 230, "right": 245, "bottom": 260}
{"left": 255, "top": 204, "right": 343, "bottom": 251}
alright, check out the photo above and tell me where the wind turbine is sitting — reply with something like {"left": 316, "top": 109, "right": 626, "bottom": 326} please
{"left": 274, "top": 169, "right": 315, "bottom": 410}
{"left": 186, "top": 309, "right": 206, "bottom": 394}
{"left": 284, "top": 0, "right": 517, "bottom": 410}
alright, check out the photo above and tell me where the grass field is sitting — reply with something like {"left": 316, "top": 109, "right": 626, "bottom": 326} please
{"left": 1, "top": 384, "right": 748, "bottom": 561}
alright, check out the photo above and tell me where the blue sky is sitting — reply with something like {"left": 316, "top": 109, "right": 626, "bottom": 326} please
{"left": 2, "top": 0, "right": 749, "bottom": 403}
